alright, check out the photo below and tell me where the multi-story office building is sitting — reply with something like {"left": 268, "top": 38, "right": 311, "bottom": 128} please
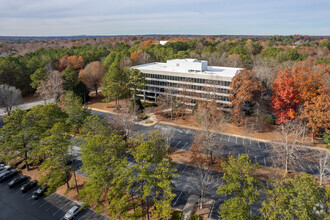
{"left": 131, "top": 59, "right": 242, "bottom": 108}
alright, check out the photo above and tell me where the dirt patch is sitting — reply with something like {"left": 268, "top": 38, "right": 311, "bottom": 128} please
{"left": 22, "top": 94, "right": 41, "bottom": 103}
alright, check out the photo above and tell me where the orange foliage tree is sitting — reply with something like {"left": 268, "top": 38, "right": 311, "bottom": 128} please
{"left": 78, "top": 61, "right": 106, "bottom": 96}
{"left": 230, "top": 69, "right": 264, "bottom": 125}
{"left": 292, "top": 61, "right": 327, "bottom": 103}
{"left": 302, "top": 93, "right": 330, "bottom": 140}
{"left": 271, "top": 69, "right": 300, "bottom": 124}
{"left": 130, "top": 49, "right": 142, "bottom": 65}
{"left": 58, "top": 55, "right": 84, "bottom": 71}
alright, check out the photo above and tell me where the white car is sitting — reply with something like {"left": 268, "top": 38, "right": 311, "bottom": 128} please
{"left": 64, "top": 202, "right": 85, "bottom": 220}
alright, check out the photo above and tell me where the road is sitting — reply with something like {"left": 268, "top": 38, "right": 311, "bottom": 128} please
{"left": 0, "top": 99, "right": 55, "bottom": 116}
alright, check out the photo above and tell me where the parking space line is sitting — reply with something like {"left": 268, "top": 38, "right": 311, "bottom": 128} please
{"left": 21, "top": 186, "right": 39, "bottom": 198}
{"left": 235, "top": 136, "right": 237, "bottom": 144}
{"left": 242, "top": 138, "right": 244, "bottom": 145}
{"left": 182, "top": 142, "right": 188, "bottom": 149}
{"left": 264, "top": 158, "right": 267, "bottom": 166}
{"left": 220, "top": 135, "right": 223, "bottom": 141}
{"left": 46, "top": 196, "right": 66, "bottom": 211}
{"left": 172, "top": 192, "right": 182, "bottom": 206}
{"left": 32, "top": 196, "right": 44, "bottom": 205}
{"left": 227, "top": 136, "right": 230, "bottom": 142}
{"left": 181, "top": 165, "right": 188, "bottom": 174}
{"left": 258, "top": 142, "right": 260, "bottom": 149}
{"left": 250, "top": 139, "right": 252, "bottom": 146}
{"left": 52, "top": 200, "right": 72, "bottom": 216}
{"left": 264, "top": 142, "right": 268, "bottom": 149}
{"left": 174, "top": 140, "right": 182, "bottom": 148}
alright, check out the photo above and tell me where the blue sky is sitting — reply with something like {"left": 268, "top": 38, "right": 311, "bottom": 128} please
{"left": 0, "top": 0, "right": 329, "bottom": 36}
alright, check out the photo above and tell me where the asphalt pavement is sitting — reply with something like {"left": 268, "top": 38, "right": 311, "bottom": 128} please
{"left": 0, "top": 172, "right": 108, "bottom": 220}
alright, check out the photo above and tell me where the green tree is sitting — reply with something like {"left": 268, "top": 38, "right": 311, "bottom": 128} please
{"left": 38, "top": 122, "right": 71, "bottom": 192}
{"left": 126, "top": 68, "right": 146, "bottom": 99}
{"left": 80, "top": 133, "right": 126, "bottom": 213}
{"left": 30, "top": 67, "right": 47, "bottom": 89}
{"left": 62, "top": 91, "right": 91, "bottom": 134}
{"left": 216, "top": 155, "right": 263, "bottom": 220}
{"left": 131, "top": 131, "right": 177, "bottom": 220}
{"left": 80, "top": 115, "right": 110, "bottom": 137}
{"left": 101, "top": 61, "right": 128, "bottom": 108}
{"left": 261, "top": 174, "right": 328, "bottom": 219}
{"left": 62, "top": 66, "right": 79, "bottom": 91}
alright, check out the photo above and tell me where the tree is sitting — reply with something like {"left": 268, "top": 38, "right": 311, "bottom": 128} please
{"left": 217, "top": 155, "right": 263, "bottom": 220}
{"left": 62, "top": 91, "right": 91, "bottom": 134}
{"left": 131, "top": 131, "right": 177, "bottom": 220}
{"left": 126, "top": 68, "right": 146, "bottom": 99}
{"left": 80, "top": 115, "right": 110, "bottom": 137}
{"left": 62, "top": 66, "right": 79, "bottom": 91}
{"left": 261, "top": 174, "right": 328, "bottom": 219}
{"left": 271, "top": 69, "right": 300, "bottom": 124}
{"left": 190, "top": 166, "right": 220, "bottom": 209}
{"left": 272, "top": 120, "right": 306, "bottom": 173}
{"left": 38, "top": 122, "right": 71, "bottom": 192}
{"left": 230, "top": 69, "right": 264, "bottom": 125}
{"left": 80, "top": 133, "right": 126, "bottom": 213}
{"left": 30, "top": 67, "right": 47, "bottom": 89}
{"left": 37, "top": 70, "right": 63, "bottom": 102}
{"left": 302, "top": 93, "right": 330, "bottom": 141}
{"left": 0, "top": 84, "right": 22, "bottom": 115}
{"left": 79, "top": 61, "right": 106, "bottom": 96}
{"left": 107, "top": 107, "right": 135, "bottom": 141}
{"left": 194, "top": 101, "right": 224, "bottom": 165}
{"left": 101, "top": 61, "right": 128, "bottom": 108}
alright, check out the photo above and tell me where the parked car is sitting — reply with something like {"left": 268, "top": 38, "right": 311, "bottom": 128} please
{"left": 64, "top": 202, "right": 86, "bottom": 220}
{"left": 21, "top": 180, "right": 38, "bottom": 193}
{"left": 0, "top": 165, "right": 11, "bottom": 173}
{"left": 32, "top": 184, "right": 49, "bottom": 199}
{"left": 0, "top": 169, "right": 18, "bottom": 183}
{"left": 8, "top": 175, "right": 28, "bottom": 188}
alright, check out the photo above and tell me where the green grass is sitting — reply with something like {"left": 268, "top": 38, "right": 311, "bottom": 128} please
{"left": 145, "top": 120, "right": 153, "bottom": 124}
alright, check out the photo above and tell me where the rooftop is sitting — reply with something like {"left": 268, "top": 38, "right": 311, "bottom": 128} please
{"left": 132, "top": 59, "right": 242, "bottom": 78}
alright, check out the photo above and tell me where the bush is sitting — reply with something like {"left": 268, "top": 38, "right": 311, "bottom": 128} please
{"left": 171, "top": 211, "right": 183, "bottom": 220}
{"left": 138, "top": 113, "right": 148, "bottom": 120}
{"left": 190, "top": 214, "right": 201, "bottom": 220}
{"left": 322, "top": 132, "right": 330, "bottom": 147}
{"left": 145, "top": 120, "right": 153, "bottom": 124}
{"left": 142, "top": 102, "right": 158, "bottom": 108}
{"left": 263, "top": 117, "right": 276, "bottom": 125}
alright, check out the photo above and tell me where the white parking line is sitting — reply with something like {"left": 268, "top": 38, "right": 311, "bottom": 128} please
{"left": 209, "top": 201, "right": 215, "bottom": 218}
{"left": 21, "top": 186, "right": 39, "bottom": 198}
{"left": 250, "top": 139, "right": 252, "bottom": 146}
{"left": 258, "top": 142, "right": 260, "bottom": 149}
{"left": 174, "top": 140, "right": 182, "bottom": 148}
{"left": 52, "top": 201, "right": 73, "bottom": 216}
{"left": 264, "top": 143, "right": 268, "bottom": 149}
{"left": 227, "top": 136, "right": 230, "bottom": 142}
{"left": 46, "top": 196, "right": 66, "bottom": 211}
{"left": 181, "top": 165, "right": 188, "bottom": 174}
{"left": 182, "top": 142, "right": 188, "bottom": 149}
{"left": 242, "top": 138, "right": 244, "bottom": 145}
{"left": 32, "top": 196, "right": 44, "bottom": 205}
{"left": 235, "top": 136, "right": 237, "bottom": 144}
{"left": 220, "top": 135, "right": 223, "bottom": 141}
{"left": 264, "top": 158, "right": 267, "bottom": 166}
{"left": 173, "top": 192, "right": 182, "bottom": 206}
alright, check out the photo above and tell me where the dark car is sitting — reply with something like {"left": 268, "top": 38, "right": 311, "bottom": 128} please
{"left": 32, "top": 185, "right": 49, "bottom": 200}
{"left": 8, "top": 175, "right": 28, "bottom": 188}
{"left": 0, "top": 165, "right": 11, "bottom": 173}
{"left": 0, "top": 169, "right": 18, "bottom": 183}
{"left": 21, "top": 180, "right": 38, "bottom": 193}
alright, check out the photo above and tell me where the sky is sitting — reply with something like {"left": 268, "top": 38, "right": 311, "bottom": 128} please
{"left": 0, "top": 0, "right": 329, "bottom": 36}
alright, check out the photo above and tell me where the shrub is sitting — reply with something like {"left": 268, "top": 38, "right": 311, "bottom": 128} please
{"left": 138, "top": 113, "right": 148, "bottom": 120}
{"left": 171, "top": 211, "right": 183, "bottom": 220}
{"left": 190, "top": 214, "right": 201, "bottom": 220}
{"left": 142, "top": 102, "right": 158, "bottom": 108}
{"left": 322, "top": 132, "right": 330, "bottom": 147}
{"left": 263, "top": 117, "right": 276, "bottom": 125}
{"left": 145, "top": 120, "right": 153, "bottom": 124}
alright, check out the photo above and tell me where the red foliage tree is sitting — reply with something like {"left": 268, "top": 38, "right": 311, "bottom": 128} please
{"left": 271, "top": 69, "right": 300, "bottom": 124}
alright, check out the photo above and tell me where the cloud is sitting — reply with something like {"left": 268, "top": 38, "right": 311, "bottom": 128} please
{"left": 0, "top": 0, "right": 329, "bottom": 35}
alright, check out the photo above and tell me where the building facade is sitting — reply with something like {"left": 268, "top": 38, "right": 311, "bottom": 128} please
{"left": 131, "top": 59, "right": 242, "bottom": 108}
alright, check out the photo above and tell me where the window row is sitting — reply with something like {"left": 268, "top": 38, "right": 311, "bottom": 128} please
{"left": 147, "top": 80, "right": 230, "bottom": 94}
{"left": 144, "top": 73, "right": 231, "bottom": 87}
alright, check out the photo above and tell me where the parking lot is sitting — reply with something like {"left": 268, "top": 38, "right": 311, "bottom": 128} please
{"left": 0, "top": 172, "right": 108, "bottom": 220}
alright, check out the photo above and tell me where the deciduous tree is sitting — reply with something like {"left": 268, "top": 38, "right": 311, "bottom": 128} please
{"left": 271, "top": 69, "right": 300, "bottom": 124}
{"left": 0, "top": 84, "right": 22, "bottom": 115}
{"left": 79, "top": 61, "right": 106, "bottom": 96}
{"left": 230, "top": 69, "right": 264, "bottom": 125}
